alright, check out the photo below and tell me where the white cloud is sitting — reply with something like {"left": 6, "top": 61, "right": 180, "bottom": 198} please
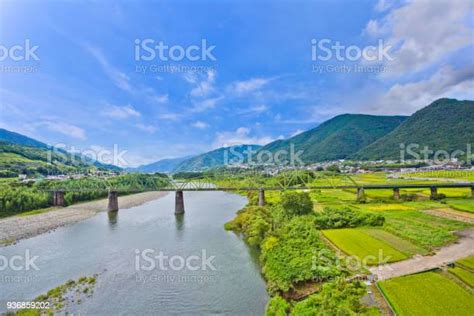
{"left": 158, "top": 112, "right": 182, "bottom": 121}
{"left": 190, "top": 70, "right": 216, "bottom": 97}
{"left": 190, "top": 96, "right": 223, "bottom": 113}
{"left": 366, "top": 64, "right": 474, "bottom": 115}
{"left": 84, "top": 45, "right": 132, "bottom": 92}
{"left": 238, "top": 104, "right": 268, "bottom": 115}
{"left": 291, "top": 129, "right": 304, "bottom": 137}
{"left": 102, "top": 104, "right": 141, "bottom": 119}
{"left": 366, "top": 0, "right": 473, "bottom": 76}
{"left": 35, "top": 120, "right": 86, "bottom": 140}
{"left": 192, "top": 121, "right": 210, "bottom": 129}
{"left": 374, "top": 0, "right": 395, "bottom": 12}
{"left": 136, "top": 123, "right": 158, "bottom": 133}
{"left": 213, "top": 127, "right": 275, "bottom": 148}
{"left": 227, "top": 77, "right": 272, "bottom": 95}
{"left": 152, "top": 94, "right": 169, "bottom": 104}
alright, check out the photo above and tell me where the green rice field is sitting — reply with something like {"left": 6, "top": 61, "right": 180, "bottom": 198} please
{"left": 379, "top": 272, "right": 474, "bottom": 316}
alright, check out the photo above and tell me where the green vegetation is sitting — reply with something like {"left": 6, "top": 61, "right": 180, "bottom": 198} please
{"left": 449, "top": 267, "right": 474, "bottom": 287}
{"left": 355, "top": 98, "right": 474, "bottom": 161}
{"left": 261, "top": 216, "right": 342, "bottom": 293}
{"left": 257, "top": 114, "right": 406, "bottom": 163}
{"left": 281, "top": 191, "right": 313, "bottom": 217}
{"left": 458, "top": 255, "right": 474, "bottom": 270}
{"left": 362, "top": 228, "right": 428, "bottom": 256}
{"left": 265, "top": 296, "right": 290, "bottom": 316}
{"left": 443, "top": 198, "right": 474, "bottom": 213}
{"left": 322, "top": 229, "right": 407, "bottom": 265}
{"left": 10, "top": 275, "right": 98, "bottom": 315}
{"left": 379, "top": 272, "right": 474, "bottom": 316}
{"left": 291, "top": 279, "right": 379, "bottom": 316}
{"left": 314, "top": 207, "right": 384, "bottom": 229}
{"left": 0, "top": 173, "right": 169, "bottom": 217}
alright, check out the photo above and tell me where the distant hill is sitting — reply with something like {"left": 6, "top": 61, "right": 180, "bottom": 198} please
{"left": 257, "top": 114, "right": 407, "bottom": 163}
{"left": 132, "top": 156, "right": 193, "bottom": 173}
{"left": 353, "top": 98, "right": 474, "bottom": 160}
{"left": 173, "top": 144, "right": 262, "bottom": 172}
{"left": 0, "top": 128, "right": 48, "bottom": 149}
{"left": 0, "top": 128, "right": 121, "bottom": 177}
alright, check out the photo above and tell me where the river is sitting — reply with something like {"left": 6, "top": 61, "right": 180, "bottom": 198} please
{"left": 0, "top": 191, "right": 269, "bottom": 315}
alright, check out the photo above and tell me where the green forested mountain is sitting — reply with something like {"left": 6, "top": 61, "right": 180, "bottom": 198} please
{"left": 353, "top": 99, "right": 474, "bottom": 160}
{"left": 257, "top": 114, "right": 407, "bottom": 163}
{"left": 0, "top": 129, "right": 121, "bottom": 177}
{"left": 131, "top": 156, "right": 193, "bottom": 173}
{"left": 173, "top": 144, "right": 262, "bottom": 172}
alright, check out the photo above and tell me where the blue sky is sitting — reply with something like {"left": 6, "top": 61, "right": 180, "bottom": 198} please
{"left": 1, "top": 0, "right": 473, "bottom": 167}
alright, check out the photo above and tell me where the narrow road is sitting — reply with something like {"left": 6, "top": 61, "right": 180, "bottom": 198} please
{"left": 370, "top": 228, "right": 474, "bottom": 280}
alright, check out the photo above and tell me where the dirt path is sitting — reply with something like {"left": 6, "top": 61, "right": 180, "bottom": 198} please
{"left": 0, "top": 191, "right": 168, "bottom": 245}
{"left": 370, "top": 228, "right": 474, "bottom": 280}
{"left": 424, "top": 208, "right": 474, "bottom": 224}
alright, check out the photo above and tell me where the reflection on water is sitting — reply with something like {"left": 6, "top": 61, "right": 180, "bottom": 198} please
{"left": 0, "top": 191, "right": 269, "bottom": 314}
{"left": 107, "top": 210, "right": 118, "bottom": 226}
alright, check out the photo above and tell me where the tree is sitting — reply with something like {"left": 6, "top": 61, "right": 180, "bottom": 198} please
{"left": 281, "top": 191, "right": 313, "bottom": 217}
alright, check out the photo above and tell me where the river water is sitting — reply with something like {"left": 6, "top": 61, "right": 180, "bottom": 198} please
{"left": 0, "top": 191, "right": 269, "bottom": 315}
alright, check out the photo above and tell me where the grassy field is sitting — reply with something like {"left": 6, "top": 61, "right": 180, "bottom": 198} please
{"left": 443, "top": 198, "right": 474, "bottom": 213}
{"left": 449, "top": 267, "right": 474, "bottom": 288}
{"left": 322, "top": 228, "right": 408, "bottom": 265}
{"left": 458, "top": 255, "right": 474, "bottom": 270}
{"left": 362, "top": 228, "right": 429, "bottom": 256}
{"left": 381, "top": 210, "right": 470, "bottom": 248}
{"left": 379, "top": 272, "right": 474, "bottom": 316}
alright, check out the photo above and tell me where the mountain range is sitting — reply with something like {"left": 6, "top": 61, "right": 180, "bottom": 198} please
{"left": 1, "top": 98, "right": 472, "bottom": 176}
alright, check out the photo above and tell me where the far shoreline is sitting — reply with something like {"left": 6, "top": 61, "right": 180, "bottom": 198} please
{"left": 0, "top": 191, "right": 169, "bottom": 246}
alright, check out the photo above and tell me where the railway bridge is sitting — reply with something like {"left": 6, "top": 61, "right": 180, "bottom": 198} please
{"left": 50, "top": 182, "right": 474, "bottom": 215}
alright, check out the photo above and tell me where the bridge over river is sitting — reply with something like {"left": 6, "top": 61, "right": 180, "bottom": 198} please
{"left": 46, "top": 177, "right": 474, "bottom": 215}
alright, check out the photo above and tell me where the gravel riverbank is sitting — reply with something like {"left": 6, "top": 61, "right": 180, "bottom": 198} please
{"left": 0, "top": 191, "right": 169, "bottom": 245}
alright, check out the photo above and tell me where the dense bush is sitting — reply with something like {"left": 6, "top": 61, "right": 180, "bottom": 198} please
{"left": 224, "top": 206, "right": 272, "bottom": 246}
{"left": 265, "top": 295, "right": 290, "bottom": 316}
{"left": 281, "top": 191, "right": 313, "bottom": 217}
{"left": 290, "top": 279, "right": 375, "bottom": 315}
{"left": 314, "top": 207, "right": 384, "bottom": 229}
{"left": 261, "top": 216, "right": 341, "bottom": 293}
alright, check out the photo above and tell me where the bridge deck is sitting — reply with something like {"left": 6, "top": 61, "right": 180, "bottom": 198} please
{"left": 44, "top": 183, "right": 474, "bottom": 193}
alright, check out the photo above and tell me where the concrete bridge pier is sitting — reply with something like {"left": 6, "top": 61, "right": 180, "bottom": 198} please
{"left": 108, "top": 190, "right": 119, "bottom": 212}
{"left": 53, "top": 190, "right": 65, "bottom": 207}
{"left": 258, "top": 189, "right": 266, "bottom": 206}
{"left": 430, "top": 187, "right": 438, "bottom": 200}
{"left": 471, "top": 186, "right": 474, "bottom": 199}
{"left": 175, "top": 190, "right": 185, "bottom": 215}
{"left": 393, "top": 188, "right": 400, "bottom": 200}
{"left": 357, "top": 187, "right": 365, "bottom": 200}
